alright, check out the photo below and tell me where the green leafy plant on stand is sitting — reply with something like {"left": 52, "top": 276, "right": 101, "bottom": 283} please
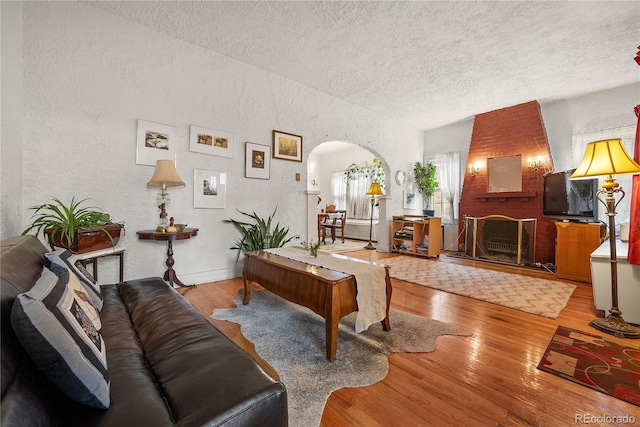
{"left": 413, "top": 161, "right": 439, "bottom": 214}
{"left": 22, "top": 197, "right": 124, "bottom": 252}
{"left": 225, "top": 207, "right": 296, "bottom": 261}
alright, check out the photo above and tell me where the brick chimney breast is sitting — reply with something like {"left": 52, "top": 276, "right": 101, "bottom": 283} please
{"left": 460, "top": 101, "right": 555, "bottom": 264}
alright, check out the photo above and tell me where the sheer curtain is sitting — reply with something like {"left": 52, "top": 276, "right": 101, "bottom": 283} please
{"left": 330, "top": 172, "right": 347, "bottom": 209}
{"left": 331, "top": 170, "right": 376, "bottom": 220}
{"left": 429, "top": 151, "right": 460, "bottom": 224}
{"left": 347, "top": 171, "right": 375, "bottom": 220}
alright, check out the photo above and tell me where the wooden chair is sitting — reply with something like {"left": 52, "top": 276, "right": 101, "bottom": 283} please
{"left": 320, "top": 209, "right": 346, "bottom": 244}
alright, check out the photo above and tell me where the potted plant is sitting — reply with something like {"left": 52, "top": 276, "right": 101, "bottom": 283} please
{"left": 413, "top": 161, "right": 439, "bottom": 217}
{"left": 22, "top": 197, "right": 124, "bottom": 253}
{"left": 225, "top": 207, "right": 296, "bottom": 260}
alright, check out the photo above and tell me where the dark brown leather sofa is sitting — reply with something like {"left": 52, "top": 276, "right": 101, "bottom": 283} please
{"left": 1, "top": 235, "right": 288, "bottom": 426}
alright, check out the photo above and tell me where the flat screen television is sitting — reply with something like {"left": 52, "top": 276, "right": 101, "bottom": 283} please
{"left": 543, "top": 169, "right": 599, "bottom": 222}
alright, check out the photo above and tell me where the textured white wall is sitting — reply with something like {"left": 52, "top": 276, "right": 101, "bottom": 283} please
{"left": 1, "top": 2, "right": 25, "bottom": 239}
{"left": 3, "top": 2, "right": 423, "bottom": 284}
{"left": 540, "top": 83, "right": 639, "bottom": 172}
{"left": 423, "top": 86, "right": 639, "bottom": 197}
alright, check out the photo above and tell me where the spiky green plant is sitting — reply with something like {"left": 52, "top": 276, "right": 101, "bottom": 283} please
{"left": 225, "top": 207, "right": 296, "bottom": 260}
{"left": 22, "top": 197, "right": 122, "bottom": 246}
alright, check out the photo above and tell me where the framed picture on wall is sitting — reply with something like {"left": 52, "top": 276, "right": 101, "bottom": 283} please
{"left": 272, "top": 130, "right": 302, "bottom": 162}
{"left": 136, "top": 120, "right": 177, "bottom": 166}
{"left": 189, "top": 125, "right": 234, "bottom": 158}
{"left": 403, "top": 190, "right": 417, "bottom": 210}
{"left": 194, "top": 169, "right": 226, "bottom": 209}
{"left": 245, "top": 142, "right": 271, "bottom": 179}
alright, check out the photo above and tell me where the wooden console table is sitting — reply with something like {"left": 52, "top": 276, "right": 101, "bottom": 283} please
{"left": 242, "top": 249, "right": 392, "bottom": 361}
{"left": 136, "top": 228, "right": 198, "bottom": 288}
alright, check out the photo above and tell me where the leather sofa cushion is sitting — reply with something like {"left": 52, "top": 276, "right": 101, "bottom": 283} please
{"left": 65, "top": 278, "right": 287, "bottom": 426}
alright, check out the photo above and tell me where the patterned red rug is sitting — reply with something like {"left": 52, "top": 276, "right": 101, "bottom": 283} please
{"left": 538, "top": 326, "right": 640, "bottom": 406}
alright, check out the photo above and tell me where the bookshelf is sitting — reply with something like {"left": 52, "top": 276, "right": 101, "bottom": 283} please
{"left": 391, "top": 215, "right": 441, "bottom": 257}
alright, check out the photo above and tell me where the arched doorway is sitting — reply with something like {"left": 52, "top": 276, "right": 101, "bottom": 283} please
{"left": 306, "top": 140, "right": 390, "bottom": 251}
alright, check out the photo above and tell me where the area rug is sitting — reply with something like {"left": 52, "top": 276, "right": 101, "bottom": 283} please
{"left": 537, "top": 326, "right": 640, "bottom": 406}
{"left": 212, "top": 290, "right": 470, "bottom": 427}
{"left": 383, "top": 256, "right": 576, "bottom": 318}
{"left": 318, "top": 239, "right": 367, "bottom": 253}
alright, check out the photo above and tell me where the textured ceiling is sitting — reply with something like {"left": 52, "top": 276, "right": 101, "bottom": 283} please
{"left": 89, "top": 1, "right": 640, "bottom": 130}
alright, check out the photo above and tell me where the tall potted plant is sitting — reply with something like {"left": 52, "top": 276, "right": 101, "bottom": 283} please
{"left": 225, "top": 207, "right": 296, "bottom": 261}
{"left": 413, "top": 161, "right": 439, "bottom": 217}
{"left": 22, "top": 197, "right": 124, "bottom": 253}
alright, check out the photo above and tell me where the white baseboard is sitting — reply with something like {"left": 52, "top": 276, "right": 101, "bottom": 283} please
{"left": 180, "top": 267, "right": 239, "bottom": 286}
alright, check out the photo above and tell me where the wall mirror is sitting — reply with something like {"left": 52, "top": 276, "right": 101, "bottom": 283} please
{"left": 488, "top": 155, "right": 522, "bottom": 192}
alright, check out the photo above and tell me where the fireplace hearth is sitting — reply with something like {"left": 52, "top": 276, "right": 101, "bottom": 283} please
{"left": 464, "top": 215, "right": 536, "bottom": 265}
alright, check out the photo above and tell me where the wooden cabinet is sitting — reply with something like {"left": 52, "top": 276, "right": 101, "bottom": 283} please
{"left": 391, "top": 215, "right": 441, "bottom": 257}
{"left": 555, "top": 222, "right": 605, "bottom": 283}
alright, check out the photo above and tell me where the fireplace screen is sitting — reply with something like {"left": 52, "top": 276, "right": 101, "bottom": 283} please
{"left": 464, "top": 215, "right": 536, "bottom": 265}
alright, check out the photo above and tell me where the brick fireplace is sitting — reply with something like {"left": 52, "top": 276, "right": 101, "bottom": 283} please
{"left": 459, "top": 101, "right": 556, "bottom": 265}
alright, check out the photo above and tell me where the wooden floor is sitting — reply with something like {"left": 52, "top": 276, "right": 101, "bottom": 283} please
{"left": 181, "top": 249, "right": 640, "bottom": 427}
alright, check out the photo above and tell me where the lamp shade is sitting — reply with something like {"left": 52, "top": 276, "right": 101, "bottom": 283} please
{"left": 366, "top": 182, "right": 383, "bottom": 196}
{"left": 571, "top": 139, "right": 640, "bottom": 179}
{"left": 147, "top": 160, "right": 185, "bottom": 189}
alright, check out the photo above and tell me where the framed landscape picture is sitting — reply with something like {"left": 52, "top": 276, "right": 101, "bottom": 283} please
{"left": 272, "top": 130, "right": 302, "bottom": 162}
{"left": 136, "top": 120, "right": 177, "bottom": 166}
{"left": 189, "top": 125, "right": 234, "bottom": 158}
{"left": 194, "top": 169, "right": 226, "bottom": 209}
{"left": 245, "top": 142, "right": 270, "bottom": 179}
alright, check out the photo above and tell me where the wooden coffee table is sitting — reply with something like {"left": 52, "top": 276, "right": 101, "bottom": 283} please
{"left": 242, "top": 250, "right": 392, "bottom": 361}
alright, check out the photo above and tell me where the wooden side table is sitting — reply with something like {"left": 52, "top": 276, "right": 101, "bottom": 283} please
{"left": 136, "top": 228, "right": 198, "bottom": 288}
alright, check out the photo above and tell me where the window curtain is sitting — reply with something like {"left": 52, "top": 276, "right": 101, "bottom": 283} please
{"left": 330, "top": 171, "right": 347, "bottom": 210}
{"left": 430, "top": 151, "right": 461, "bottom": 223}
{"left": 330, "top": 170, "right": 376, "bottom": 219}
{"left": 346, "top": 171, "right": 375, "bottom": 220}
{"left": 628, "top": 105, "right": 640, "bottom": 266}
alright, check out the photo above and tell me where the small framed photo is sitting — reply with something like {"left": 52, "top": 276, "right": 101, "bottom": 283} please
{"left": 245, "top": 142, "right": 271, "bottom": 179}
{"left": 194, "top": 169, "right": 226, "bottom": 209}
{"left": 403, "top": 190, "right": 417, "bottom": 210}
{"left": 136, "top": 120, "right": 177, "bottom": 166}
{"left": 272, "top": 130, "right": 302, "bottom": 162}
{"left": 189, "top": 125, "right": 234, "bottom": 158}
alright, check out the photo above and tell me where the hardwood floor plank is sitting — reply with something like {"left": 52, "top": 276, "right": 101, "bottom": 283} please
{"left": 181, "top": 249, "right": 640, "bottom": 426}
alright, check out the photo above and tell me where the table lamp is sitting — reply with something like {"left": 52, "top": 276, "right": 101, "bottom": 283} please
{"left": 364, "top": 182, "right": 383, "bottom": 250}
{"left": 147, "top": 160, "right": 185, "bottom": 232}
{"left": 570, "top": 138, "right": 640, "bottom": 338}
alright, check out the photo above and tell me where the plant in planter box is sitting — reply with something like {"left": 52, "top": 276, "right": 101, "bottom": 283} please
{"left": 225, "top": 207, "right": 296, "bottom": 261}
{"left": 22, "top": 197, "right": 124, "bottom": 253}
{"left": 413, "top": 161, "right": 439, "bottom": 216}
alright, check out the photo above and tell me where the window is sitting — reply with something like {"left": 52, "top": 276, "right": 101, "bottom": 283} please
{"left": 427, "top": 152, "right": 460, "bottom": 223}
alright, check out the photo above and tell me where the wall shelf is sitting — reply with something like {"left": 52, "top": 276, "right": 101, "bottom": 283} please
{"left": 475, "top": 191, "right": 536, "bottom": 202}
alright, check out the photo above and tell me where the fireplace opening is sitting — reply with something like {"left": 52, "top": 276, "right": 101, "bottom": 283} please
{"left": 464, "top": 215, "right": 536, "bottom": 265}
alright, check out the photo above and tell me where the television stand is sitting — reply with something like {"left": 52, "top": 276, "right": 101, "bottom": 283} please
{"left": 555, "top": 222, "right": 605, "bottom": 282}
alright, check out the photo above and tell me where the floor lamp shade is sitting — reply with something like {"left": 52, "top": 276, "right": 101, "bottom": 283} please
{"left": 366, "top": 182, "right": 384, "bottom": 197}
{"left": 571, "top": 138, "right": 640, "bottom": 339}
{"left": 571, "top": 139, "right": 640, "bottom": 179}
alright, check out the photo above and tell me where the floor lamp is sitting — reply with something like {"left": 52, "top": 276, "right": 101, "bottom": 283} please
{"left": 364, "top": 182, "right": 383, "bottom": 250}
{"left": 570, "top": 138, "right": 640, "bottom": 339}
